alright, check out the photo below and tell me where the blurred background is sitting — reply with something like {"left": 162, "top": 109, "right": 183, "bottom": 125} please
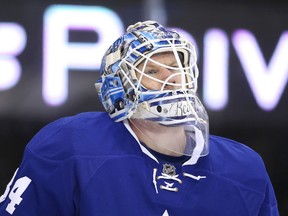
{"left": 0, "top": 0, "right": 287, "bottom": 214}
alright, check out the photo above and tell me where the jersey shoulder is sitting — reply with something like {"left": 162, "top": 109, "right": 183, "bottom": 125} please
{"left": 206, "top": 135, "right": 269, "bottom": 184}
{"left": 208, "top": 135, "right": 266, "bottom": 172}
{"left": 25, "top": 112, "right": 138, "bottom": 162}
{"left": 197, "top": 135, "right": 278, "bottom": 215}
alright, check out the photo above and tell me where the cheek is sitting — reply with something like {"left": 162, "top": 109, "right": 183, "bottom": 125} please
{"left": 141, "top": 76, "right": 161, "bottom": 90}
{"left": 175, "top": 74, "right": 182, "bottom": 83}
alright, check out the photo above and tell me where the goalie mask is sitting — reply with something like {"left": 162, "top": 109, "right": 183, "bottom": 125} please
{"left": 96, "top": 21, "right": 209, "bottom": 157}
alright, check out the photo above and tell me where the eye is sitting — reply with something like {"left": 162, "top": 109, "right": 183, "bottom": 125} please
{"left": 145, "top": 70, "right": 158, "bottom": 75}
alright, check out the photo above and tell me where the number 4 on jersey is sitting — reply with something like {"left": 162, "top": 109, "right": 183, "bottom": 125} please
{"left": 0, "top": 169, "right": 32, "bottom": 215}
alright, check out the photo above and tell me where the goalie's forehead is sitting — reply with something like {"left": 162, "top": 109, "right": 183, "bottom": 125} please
{"left": 136, "top": 52, "right": 180, "bottom": 69}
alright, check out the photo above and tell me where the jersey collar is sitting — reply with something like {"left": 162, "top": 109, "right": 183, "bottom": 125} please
{"left": 123, "top": 120, "right": 204, "bottom": 166}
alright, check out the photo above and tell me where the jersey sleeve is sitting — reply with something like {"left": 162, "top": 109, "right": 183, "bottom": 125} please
{"left": 258, "top": 174, "right": 279, "bottom": 216}
{"left": 0, "top": 146, "right": 76, "bottom": 216}
{"left": 0, "top": 113, "right": 108, "bottom": 216}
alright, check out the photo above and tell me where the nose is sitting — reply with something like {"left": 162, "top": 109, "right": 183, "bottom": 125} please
{"left": 161, "top": 68, "right": 181, "bottom": 90}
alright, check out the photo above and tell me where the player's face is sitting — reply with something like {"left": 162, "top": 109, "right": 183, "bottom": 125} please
{"left": 136, "top": 52, "right": 182, "bottom": 90}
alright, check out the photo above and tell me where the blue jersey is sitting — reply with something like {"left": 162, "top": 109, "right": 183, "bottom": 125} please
{"left": 0, "top": 112, "right": 279, "bottom": 215}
